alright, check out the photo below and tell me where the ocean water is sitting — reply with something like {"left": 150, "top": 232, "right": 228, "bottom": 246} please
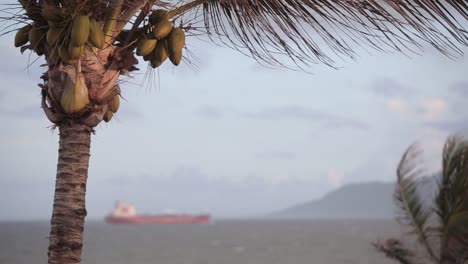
{"left": 1, "top": 220, "right": 401, "bottom": 264}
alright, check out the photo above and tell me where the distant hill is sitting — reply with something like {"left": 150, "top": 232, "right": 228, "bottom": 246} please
{"left": 270, "top": 182, "right": 395, "bottom": 219}
{"left": 270, "top": 177, "right": 439, "bottom": 220}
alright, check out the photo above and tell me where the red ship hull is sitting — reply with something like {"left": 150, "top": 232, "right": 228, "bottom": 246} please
{"left": 105, "top": 214, "right": 211, "bottom": 224}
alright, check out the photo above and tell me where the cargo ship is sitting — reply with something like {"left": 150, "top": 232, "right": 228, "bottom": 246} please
{"left": 105, "top": 201, "right": 211, "bottom": 224}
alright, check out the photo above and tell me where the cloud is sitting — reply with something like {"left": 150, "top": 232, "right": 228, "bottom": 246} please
{"left": 194, "top": 105, "right": 224, "bottom": 120}
{"left": 94, "top": 165, "right": 328, "bottom": 218}
{"left": 385, "top": 96, "right": 453, "bottom": 125}
{"left": 370, "top": 78, "right": 413, "bottom": 98}
{"left": 417, "top": 95, "right": 467, "bottom": 135}
{"left": 242, "top": 105, "right": 369, "bottom": 129}
{"left": 450, "top": 80, "right": 468, "bottom": 97}
{"left": 385, "top": 98, "right": 408, "bottom": 114}
{"left": 326, "top": 168, "right": 344, "bottom": 188}
{"left": 256, "top": 151, "right": 297, "bottom": 160}
{"left": 0, "top": 104, "right": 44, "bottom": 119}
{"left": 0, "top": 41, "right": 44, "bottom": 79}
{"left": 424, "top": 117, "right": 468, "bottom": 134}
{"left": 0, "top": 101, "right": 142, "bottom": 123}
{"left": 418, "top": 98, "right": 447, "bottom": 122}
{"left": 114, "top": 103, "right": 143, "bottom": 120}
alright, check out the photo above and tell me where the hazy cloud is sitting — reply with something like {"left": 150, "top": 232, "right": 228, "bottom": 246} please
{"left": 417, "top": 98, "right": 447, "bottom": 122}
{"left": 424, "top": 117, "right": 468, "bottom": 133}
{"left": 114, "top": 103, "right": 143, "bottom": 120}
{"left": 0, "top": 43, "right": 44, "bottom": 79}
{"left": 327, "top": 168, "right": 344, "bottom": 188}
{"left": 371, "top": 78, "right": 413, "bottom": 98}
{"left": 242, "top": 105, "right": 369, "bottom": 129}
{"left": 450, "top": 80, "right": 468, "bottom": 97}
{"left": 257, "top": 151, "right": 297, "bottom": 160}
{"left": 194, "top": 105, "right": 224, "bottom": 120}
{"left": 385, "top": 98, "right": 408, "bottom": 114}
{"left": 0, "top": 104, "right": 43, "bottom": 119}
{"left": 94, "top": 166, "right": 328, "bottom": 218}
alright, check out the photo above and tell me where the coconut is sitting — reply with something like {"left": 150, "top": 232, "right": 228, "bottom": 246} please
{"left": 167, "top": 28, "right": 185, "bottom": 66}
{"left": 103, "top": 110, "right": 113, "bottom": 122}
{"left": 14, "top": 25, "right": 32, "bottom": 47}
{"left": 150, "top": 39, "right": 168, "bottom": 68}
{"left": 59, "top": 46, "right": 74, "bottom": 64}
{"left": 60, "top": 72, "right": 90, "bottom": 113}
{"left": 136, "top": 38, "right": 157, "bottom": 56}
{"left": 152, "top": 20, "right": 173, "bottom": 39}
{"left": 48, "top": 46, "right": 60, "bottom": 63}
{"left": 149, "top": 10, "right": 169, "bottom": 25}
{"left": 110, "top": 94, "right": 120, "bottom": 113}
{"left": 46, "top": 26, "right": 62, "bottom": 45}
{"left": 29, "top": 27, "right": 45, "bottom": 50}
{"left": 35, "top": 46, "right": 45, "bottom": 56}
{"left": 88, "top": 19, "right": 105, "bottom": 49}
{"left": 41, "top": 5, "right": 66, "bottom": 24}
{"left": 143, "top": 53, "right": 152, "bottom": 62}
{"left": 68, "top": 44, "right": 84, "bottom": 60}
{"left": 70, "top": 15, "right": 90, "bottom": 47}
{"left": 25, "top": 5, "right": 42, "bottom": 21}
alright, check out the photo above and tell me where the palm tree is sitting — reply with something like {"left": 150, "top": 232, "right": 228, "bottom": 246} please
{"left": 1, "top": 0, "right": 467, "bottom": 263}
{"left": 374, "top": 135, "right": 468, "bottom": 264}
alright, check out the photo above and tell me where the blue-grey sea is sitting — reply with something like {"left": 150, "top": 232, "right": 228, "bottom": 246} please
{"left": 1, "top": 220, "right": 400, "bottom": 264}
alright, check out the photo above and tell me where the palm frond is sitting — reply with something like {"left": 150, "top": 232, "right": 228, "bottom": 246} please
{"left": 373, "top": 238, "right": 416, "bottom": 264}
{"left": 395, "top": 144, "right": 439, "bottom": 263}
{"left": 436, "top": 135, "right": 468, "bottom": 264}
{"left": 170, "top": 0, "right": 468, "bottom": 69}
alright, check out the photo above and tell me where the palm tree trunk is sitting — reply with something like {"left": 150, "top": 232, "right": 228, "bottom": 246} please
{"left": 47, "top": 122, "right": 92, "bottom": 264}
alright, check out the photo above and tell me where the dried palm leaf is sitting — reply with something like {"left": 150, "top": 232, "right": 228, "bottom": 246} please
{"left": 168, "top": 0, "right": 467, "bottom": 69}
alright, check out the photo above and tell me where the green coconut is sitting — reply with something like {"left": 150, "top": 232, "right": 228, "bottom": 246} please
{"left": 150, "top": 39, "right": 168, "bottom": 68}
{"left": 70, "top": 15, "right": 90, "bottom": 47}
{"left": 88, "top": 19, "right": 105, "bottom": 49}
{"left": 136, "top": 38, "right": 157, "bottom": 56}
{"left": 60, "top": 72, "right": 90, "bottom": 113}
{"left": 29, "top": 27, "right": 45, "bottom": 50}
{"left": 46, "top": 26, "right": 62, "bottom": 45}
{"left": 68, "top": 44, "right": 85, "bottom": 59}
{"left": 167, "top": 28, "right": 185, "bottom": 66}
{"left": 103, "top": 110, "right": 113, "bottom": 122}
{"left": 148, "top": 10, "right": 169, "bottom": 25}
{"left": 14, "top": 25, "right": 32, "bottom": 47}
{"left": 152, "top": 20, "right": 173, "bottom": 39}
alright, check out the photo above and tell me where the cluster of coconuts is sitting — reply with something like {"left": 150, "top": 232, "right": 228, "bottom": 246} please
{"left": 13, "top": 3, "right": 119, "bottom": 120}
{"left": 136, "top": 10, "right": 186, "bottom": 68}
{"left": 14, "top": 6, "right": 109, "bottom": 116}
{"left": 13, "top": 4, "right": 186, "bottom": 123}
{"left": 15, "top": 6, "right": 105, "bottom": 64}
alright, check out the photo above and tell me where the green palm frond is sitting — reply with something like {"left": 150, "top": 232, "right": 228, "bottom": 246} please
{"left": 171, "top": 0, "right": 468, "bottom": 69}
{"left": 436, "top": 135, "right": 468, "bottom": 263}
{"left": 395, "top": 144, "right": 439, "bottom": 263}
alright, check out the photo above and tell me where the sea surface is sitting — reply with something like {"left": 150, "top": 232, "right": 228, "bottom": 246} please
{"left": 1, "top": 220, "right": 401, "bottom": 264}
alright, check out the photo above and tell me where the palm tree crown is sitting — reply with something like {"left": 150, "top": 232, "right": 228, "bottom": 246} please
{"left": 1, "top": 1, "right": 467, "bottom": 263}
{"left": 3, "top": 0, "right": 465, "bottom": 126}
{"left": 375, "top": 135, "right": 468, "bottom": 264}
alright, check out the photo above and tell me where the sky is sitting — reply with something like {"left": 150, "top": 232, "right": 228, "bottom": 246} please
{"left": 0, "top": 5, "right": 467, "bottom": 220}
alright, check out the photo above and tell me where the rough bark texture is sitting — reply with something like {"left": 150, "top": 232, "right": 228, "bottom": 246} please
{"left": 48, "top": 122, "right": 92, "bottom": 264}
